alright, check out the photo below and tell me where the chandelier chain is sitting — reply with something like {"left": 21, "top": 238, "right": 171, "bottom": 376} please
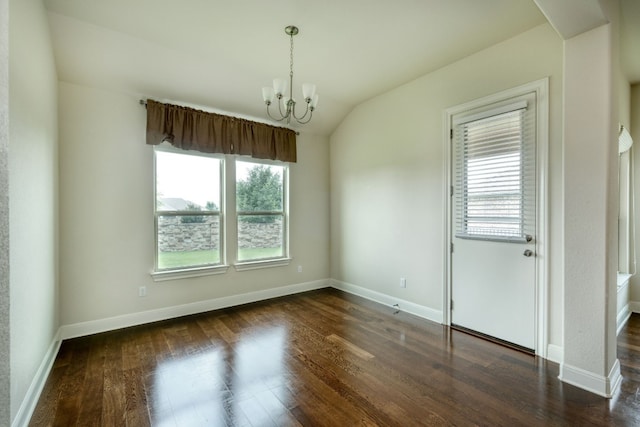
{"left": 289, "top": 32, "right": 294, "bottom": 80}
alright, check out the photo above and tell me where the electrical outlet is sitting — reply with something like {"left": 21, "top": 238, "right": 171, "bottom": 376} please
{"left": 400, "top": 278, "right": 406, "bottom": 288}
{"left": 138, "top": 286, "right": 147, "bottom": 297}
{"left": 297, "top": 265, "right": 303, "bottom": 273}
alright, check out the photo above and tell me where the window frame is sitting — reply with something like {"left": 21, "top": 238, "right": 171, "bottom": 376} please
{"left": 458, "top": 109, "right": 525, "bottom": 241}
{"left": 234, "top": 158, "right": 291, "bottom": 271}
{"left": 151, "top": 145, "right": 228, "bottom": 281}
{"left": 150, "top": 148, "right": 293, "bottom": 280}
{"left": 453, "top": 97, "right": 535, "bottom": 244}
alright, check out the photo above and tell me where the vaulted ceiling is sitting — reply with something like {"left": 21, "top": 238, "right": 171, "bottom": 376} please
{"left": 43, "top": 0, "right": 639, "bottom": 136}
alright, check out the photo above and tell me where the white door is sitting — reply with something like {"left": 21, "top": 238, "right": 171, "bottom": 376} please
{"left": 450, "top": 93, "right": 537, "bottom": 351}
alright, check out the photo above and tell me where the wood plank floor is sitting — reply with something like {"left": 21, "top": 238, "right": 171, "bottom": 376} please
{"left": 30, "top": 288, "right": 640, "bottom": 426}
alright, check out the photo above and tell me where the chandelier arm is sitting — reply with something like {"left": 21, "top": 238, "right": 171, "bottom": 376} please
{"left": 292, "top": 101, "right": 310, "bottom": 121}
{"left": 277, "top": 95, "right": 289, "bottom": 119}
{"left": 266, "top": 104, "right": 287, "bottom": 122}
{"left": 295, "top": 108, "right": 314, "bottom": 124}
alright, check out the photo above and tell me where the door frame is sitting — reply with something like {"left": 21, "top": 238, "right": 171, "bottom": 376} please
{"left": 442, "top": 78, "right": 549, "bottom": 357}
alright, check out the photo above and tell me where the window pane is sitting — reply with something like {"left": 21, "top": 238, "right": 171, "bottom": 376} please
{"left": 236, "top": 161, "right": 283, "bottom": 212}
{"left": 455, "top": 108, "right": 530, "bottom": 240}
{"left": 465, "top": 151, "right": 522, "bottom": 237}
{"left": 156, "top": 151, "right": 221, "bottom": 212}
{"left": 237, "top": 215, "right": 283, "bottom": 261}
{"left": 157, "top": 214, "right": 220, "bottom": 269}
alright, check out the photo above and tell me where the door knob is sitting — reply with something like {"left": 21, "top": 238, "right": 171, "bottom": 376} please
{"left": 523, "top": 249, "right": 534, "bottom": 257}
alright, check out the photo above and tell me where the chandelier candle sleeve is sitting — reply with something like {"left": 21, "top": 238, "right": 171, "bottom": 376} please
{"left": 262, "top": 87, "right": 275, "bottom": 104}
{"left": 273, "top": 79, "right": 287, "bottom": 97}
{"left": 262, "top": 25, "right": 319, "bottom": 125}
{"left": 302, "top": 83, "right": 316, "bottom": 101}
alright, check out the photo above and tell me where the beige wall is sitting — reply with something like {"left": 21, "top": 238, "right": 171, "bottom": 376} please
{"left": 631, "top": 84, "right": 640, "bottom": 302}
{"left": 0, "top": 0, "right": 9, "bottom": 423}
{"left": 562, "top": 21, "right": 619, "bottom": 384}
{"left": 58, "top": 82, "right": 330, "bottom": 326}
{"left": 9, "top": 0, "right": 59, "bottom": 422}
{"left": 330, "top": 23, "right": 564, "bottom": 349}
{"left": 618, "top": 59, "right": 632, "bottom": 273}
{"left": 7, "top": 0, "right": 636, "bottom": 417}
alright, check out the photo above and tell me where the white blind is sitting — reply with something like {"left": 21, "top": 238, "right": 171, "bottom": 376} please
{"left": 453, "top": 99, "right": 535, "bottom": 242}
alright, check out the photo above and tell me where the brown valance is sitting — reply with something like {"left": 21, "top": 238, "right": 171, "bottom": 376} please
{"left": 145, "top": 100, "right": 297, "bottom": 162}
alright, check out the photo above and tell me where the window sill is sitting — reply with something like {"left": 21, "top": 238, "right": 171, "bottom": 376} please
{"left": 150, "top": 264, "right": 230, "bottom": 282}
{"left": 234, "top": 258, "right": 291, "bottom": 272}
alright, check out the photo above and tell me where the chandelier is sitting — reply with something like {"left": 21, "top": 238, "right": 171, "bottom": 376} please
{"left": 262, "top": 25, "right": 319, "bottom": 125}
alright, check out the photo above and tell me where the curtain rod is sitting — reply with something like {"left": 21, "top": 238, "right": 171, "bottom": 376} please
{"left": 138, "top": 99, "right": 300, "bottom": 135}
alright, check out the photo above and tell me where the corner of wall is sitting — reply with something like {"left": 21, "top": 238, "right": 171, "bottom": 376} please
{"left": 559, "top": 359, "right": 622, "bottom": 398}
{"left": 0, "top": 0, "right": 10, "bottom": 424}
{"left": 10, "top": 332, "right": 61, "bottom": 427}
{"left": 8, "top": 0, "right": 60, "bottom": 423}
{"left": 330, "top": 279, "right": 444, "bottom": 324}
{"left": 546, "top": 344, "right": 564, "bottom": 364}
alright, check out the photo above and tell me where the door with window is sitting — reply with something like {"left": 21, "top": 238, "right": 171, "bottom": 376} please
{"left": 451, "top": 93, "right": 537, "bottom": 351}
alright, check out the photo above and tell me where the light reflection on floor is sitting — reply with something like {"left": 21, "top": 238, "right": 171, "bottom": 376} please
{"left": 153, "top": 325, "right": 287, "bottom": 426}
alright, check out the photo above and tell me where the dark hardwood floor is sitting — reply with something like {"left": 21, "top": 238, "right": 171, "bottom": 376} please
{"left": 30, "top": 288, "right": 640, "bottom": 426}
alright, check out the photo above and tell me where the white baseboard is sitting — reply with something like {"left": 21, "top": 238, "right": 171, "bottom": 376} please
{"left": 546, "top": 344, "right": 564, "bottom": 364}
{"left": 60, "top": 279, "right": 329, "bottom": 340}
{"left": 11, "top": 331, "right": 61, "bottom": 427}
{"left": 617, "top": 304, "right": 632, "bottom": 335}
{"left": 16, "top": 279, "right": 330, "bottom": 425}
{"left": 559, "top": 359, "right": 622, "bottom": 398}
{"left": 27, "top": 278, "right": 625, "bottom": 426}
{"left": 330, "top": 279, "right": 443, "bottom": 324}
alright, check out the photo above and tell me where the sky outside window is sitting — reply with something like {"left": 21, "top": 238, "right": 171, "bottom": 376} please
{"left": 156, "top": 151, "right": 220, "bottom": 209}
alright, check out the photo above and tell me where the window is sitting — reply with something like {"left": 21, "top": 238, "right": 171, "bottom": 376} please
{"left": 152, "top": 148, "right": 290, "bottom": 278}
{"left": 154, "top": 147, "right": 223, "bottom": 272}
{"left": 453, "top": 97, "right": 535, "bottom": 242}
{"left": 236, "top": 160, "right": 288, "bottom": 263}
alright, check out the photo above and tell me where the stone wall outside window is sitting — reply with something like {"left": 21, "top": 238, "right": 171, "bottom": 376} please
{"left": 158, "top": 216, "right": 283, "bottom": 251}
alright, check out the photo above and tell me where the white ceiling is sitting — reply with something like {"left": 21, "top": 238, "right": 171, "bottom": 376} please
{"left": 42, "top": 0, "right": 639, "bottom": 136}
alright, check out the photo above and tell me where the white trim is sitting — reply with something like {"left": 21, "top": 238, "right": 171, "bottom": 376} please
{"left": 630, "top": 301, "right": 640, "bottom": 313}
{"left": 617, "top": 304, "right": 632, "bottom": 335}
{"left": 15, "top": 280, "right": 330, "bottom": 424}
{"left": 59, "top": 278, "right": 447, "bottom": 340}
{"left": 616, "top": 273, "right": 632, "bottom": 334}
{"left": 16, "top": 278, "right": 441, "bottom": 426}
{"left": 234, "top": 257, "right": 292, "bottom": 272}
{"left": 452, "top": 100, "right": 528, "bottom": 126}
{"left": 546, "top": 344, "right": 564, "bottom": 364}
{"left": 11, "top": 331, "right": 62, "bottom": 427}
{"left": 151, "top": 265, "right": 229, "bottom": 282}
{"left": 617, "top": 272, "right": 632, "bottom": 287}
{"left": 442, "top": 111, "right": 453, "bottom": 327}
{"left": 153, "top": 146, "right": 226, "bottom": 275}
{"left": 331, "top": 279, "right": 443, "bottom": 324}
{"left": 60, "top": 279, "right": 328, "bottom": 340}
{"left": 443, "top": 78, "right": 550, "bottom": 357}
{"left": 12, "top": 278, "right": 587, "bottom": 426}
{"left": 559, "top": 359, "right": 622, "bottom": 398}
